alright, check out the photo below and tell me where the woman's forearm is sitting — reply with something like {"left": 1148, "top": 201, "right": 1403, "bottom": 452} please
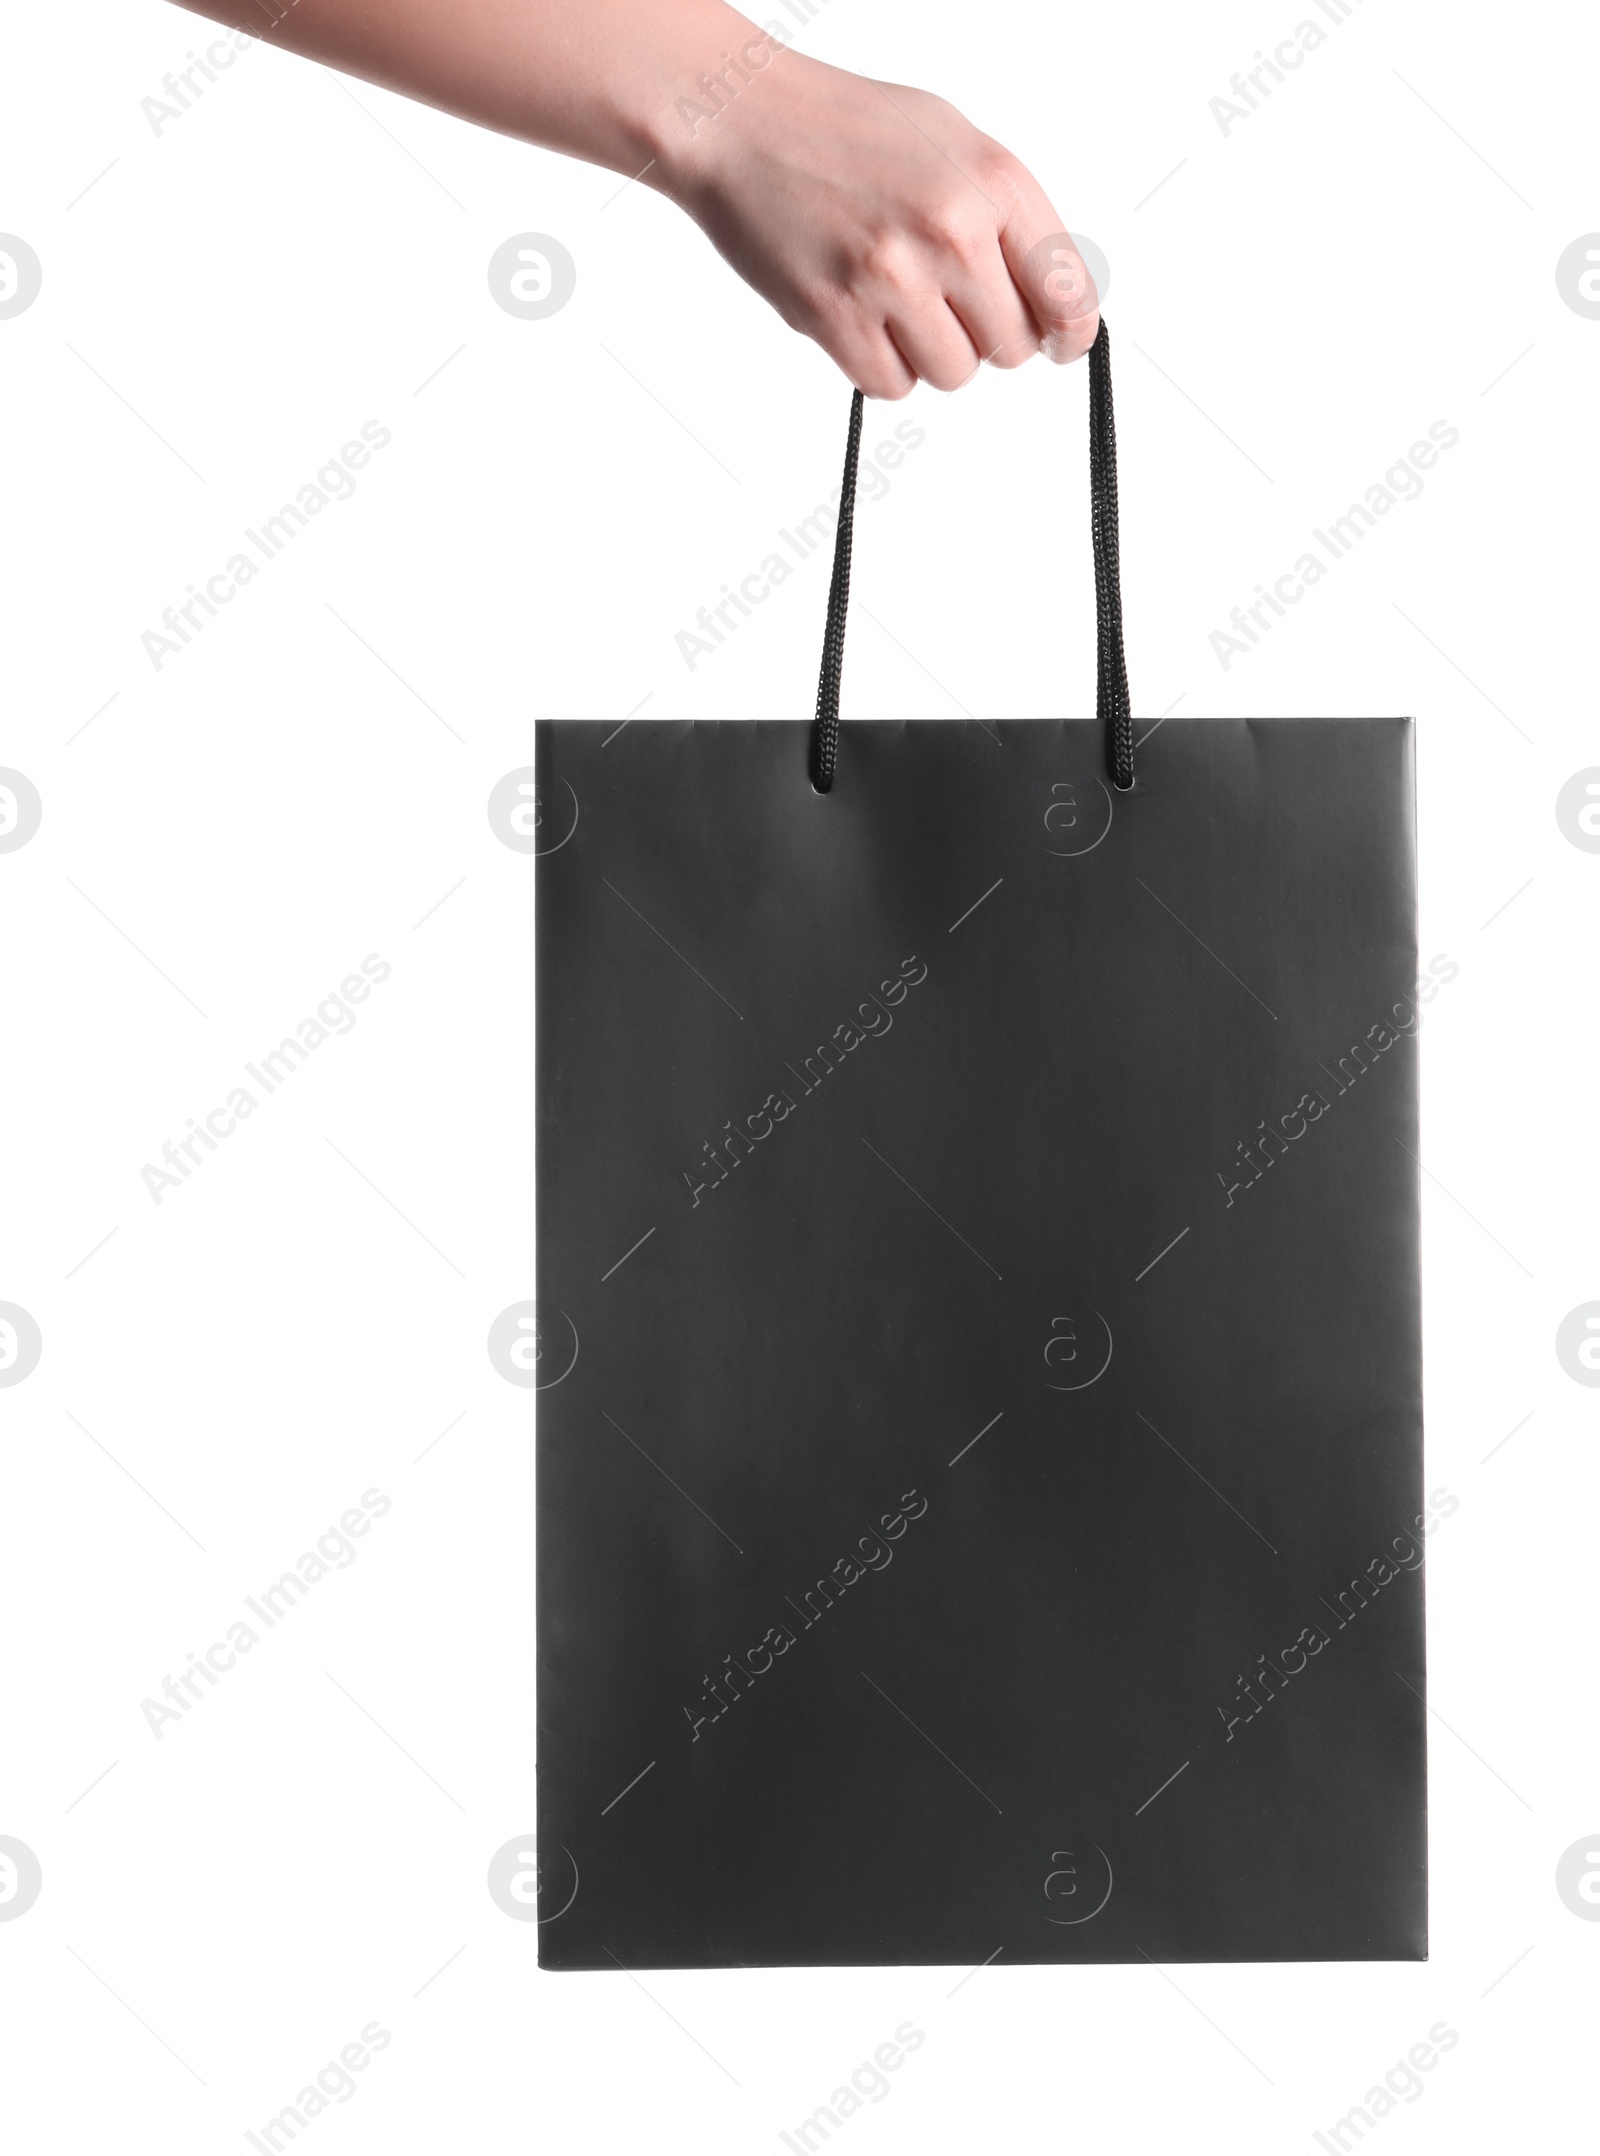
{"left": 172, "top": 0, "right": 777, "bottom": 181}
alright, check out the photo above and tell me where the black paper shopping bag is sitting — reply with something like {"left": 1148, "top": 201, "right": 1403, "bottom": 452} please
{"left": 534, "top": 328, "right": 1426, "bottom": 1968}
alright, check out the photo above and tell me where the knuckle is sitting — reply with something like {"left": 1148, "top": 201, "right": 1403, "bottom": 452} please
{"left": 975, "top": 144, "right": 1024, "bottom": 206}
{"left": 922, "top": 196, "right": 989, "bottom": 263}
{"left": 857, "top": 231, "right": 919, "bottom": 292}
{"left": 984, "top": 334, "right": 1040, "bottom": 371}
{"left": 926, "top": 354, "right": 978, "bottom": 394}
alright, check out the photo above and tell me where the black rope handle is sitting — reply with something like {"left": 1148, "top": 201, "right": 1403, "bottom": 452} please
{"left": 809, "top": 319, "right": 1134, "bottom": 794}
{"left": 1089, "top": 321, "right": 1134, "bottom": 790}
{"left": 808, "top": 385, "right": 864, "bottom": 793}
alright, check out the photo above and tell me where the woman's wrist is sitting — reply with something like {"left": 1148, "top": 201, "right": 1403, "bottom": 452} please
{"left": 638, "top": 6, "right": 798, "bottom": 195}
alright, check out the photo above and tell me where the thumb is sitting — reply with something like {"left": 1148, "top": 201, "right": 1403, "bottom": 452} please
{"left": 1000, "top": 211, "right": 1100, "bottom": 364}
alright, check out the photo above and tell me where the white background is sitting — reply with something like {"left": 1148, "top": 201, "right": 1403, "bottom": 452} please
{"left": 2, "top": 0, "right": 1596, "bottom": 2148}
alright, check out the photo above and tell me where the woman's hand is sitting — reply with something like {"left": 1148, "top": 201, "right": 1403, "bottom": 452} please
{"left": 657, "top": 44, "right": 1100, "bottom": 397}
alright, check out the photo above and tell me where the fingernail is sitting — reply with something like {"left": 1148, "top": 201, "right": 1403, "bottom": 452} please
{"left": 1042, "top": 317, "right": 1098, "bottom": 363}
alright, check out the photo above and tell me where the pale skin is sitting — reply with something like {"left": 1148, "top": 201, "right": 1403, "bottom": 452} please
{"left": 171, "top": 0, "right": 1099, "bottom": 396}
